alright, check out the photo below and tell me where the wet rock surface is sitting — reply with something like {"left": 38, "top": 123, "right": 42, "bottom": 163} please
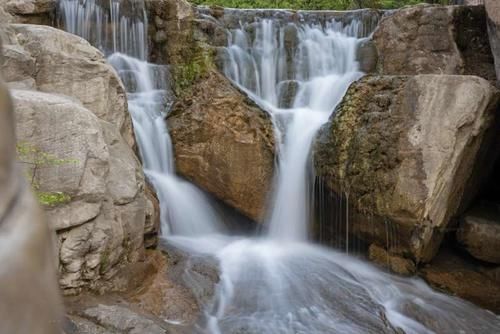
{"left": 421, "top": 247, "right": 500, "bottom": 313}
{"left": 457, "top": 203, "right": 500, "bottom": 264}
{"left": 314, "top": 75, "right": 500, "bottom": 263}
{"left": 168, "top": 70, "right": 275, "bottom": 222}
{"left": 368, "top": 244, "right": 416, "bottom": 276}
{"left": 63, "top": 247, "right": 218, "bottom": 334}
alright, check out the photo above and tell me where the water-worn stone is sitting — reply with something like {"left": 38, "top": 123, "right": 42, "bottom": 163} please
{"left": 486, "top": 0, "right": 500, "bottom": 85}
{"left": 368, "top": 244, "right": 416, "bottom": 276}
{"left": 0, "top": 44, "right": 62, "bottom": 332}
{"left": 421, "top": 248, "right": 500, "bottom": 313}
{"left": 168, "top": 70, "right": 275, "bottom": 222}
{"left": 314, "top": 75, "right": 500, "bottom": 263}
{"left": 457, "top": 203, "right": 500, "bottom": 264}
{"left": 373, "top": 5, "right": 496, "bottom": 82}
{"left": 13, "top": 89, "right": 147, "bottom": 293}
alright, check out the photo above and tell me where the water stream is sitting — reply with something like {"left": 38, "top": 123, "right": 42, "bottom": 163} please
{"left": 58, "top": 1, "right": 500, "bottom": 333}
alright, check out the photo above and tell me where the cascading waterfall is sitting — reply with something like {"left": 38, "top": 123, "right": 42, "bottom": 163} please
{"left": 222, "top": 18, "right": 365, "bottom": 241}
{"left": 58, "top": 2, "right": 500, "bottom": 333}
{"left": 59, "top": 0, "right": 224, "bottom": 236}
{"left": 59, "top": 0, "right": 148, "bottom": 59}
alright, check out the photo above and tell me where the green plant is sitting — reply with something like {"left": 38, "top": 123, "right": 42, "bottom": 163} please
{"left": 16, "top": 142, "right": 78, "bottom": 206}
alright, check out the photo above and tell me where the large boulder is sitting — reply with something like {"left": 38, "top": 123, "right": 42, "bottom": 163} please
{"left": 314, "top": 75, "right": 500, "bottom": 263}
{"left": 485, "top": 0, "right": 500, "bottom": 85}
{"left": 1, "top": 24, "right": 135, "bottom": 147}
{"left": 0, "top": 50, "right": 62, "bottom": 332}
{"left": 168, "top": 70, "right": 275, "bottom": 222}
{"left": 373, "top": 5, "right": 496, "bottom": 82}
{"left": 13, "top": 89, "right": 148, "bottom": 293}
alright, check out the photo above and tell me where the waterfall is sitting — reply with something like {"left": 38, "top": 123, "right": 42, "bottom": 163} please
{"left": 59, "top": 0, "right": 224, "bottom": 236}
{"left": 223, "top": 19, "right": 364, "bottom": 240}
{"left": 58, "top": 0, "right": 148, "bottom": 59}
{"left": 58, "top": 2, "right": 500, "bottom": 333}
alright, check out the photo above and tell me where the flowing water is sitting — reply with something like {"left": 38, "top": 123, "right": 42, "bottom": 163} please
{"left": 58, "top": 2, "right": 500, "bottom": 333}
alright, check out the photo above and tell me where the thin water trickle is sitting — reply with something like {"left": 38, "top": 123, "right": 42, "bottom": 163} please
{"left": 59, "top": 3, "right": 500, "bottom": 333}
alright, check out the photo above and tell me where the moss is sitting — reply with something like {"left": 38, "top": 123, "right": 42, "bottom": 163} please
{"left": 99, "top": 248, "right": 111, "bottom": 275}
{"left": 36, "top": 191, "right": 71, "bottom": 207}
{"left": 172, "top": 44, "right": 215, "bottom": 96}
{"left": 16, "top": 141, "right": 78, "bottom": 207}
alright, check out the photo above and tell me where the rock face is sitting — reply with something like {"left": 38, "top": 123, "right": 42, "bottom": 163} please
{"left": 168, "top": 70, "right": 275, "bottom": 222}
{"left": 457, "top": 203, "right": 500, "bottom": 264}
{"left": 0, "top": 44, "right": 62, "bottom": 333}
{"left": 13, "top": 89, "right": 147, "bottom": 293}
{"left": 314, "top": 75, "right": 500, "bottom": 263}
{"left": 368, "top": 244, "right": 416, "bottom": 276}
{"left": 486, "top": 0, "right": 500, "bottom": 85}
{"left": 2, "top": 24, "right": 135, "bottom": 147}
{"left": 373, "top": 5, "right": 496, "bottom": 82}
{"left": 0, "top": 22, "right": 155, "bottom": 293}
{"left": 421, "top": 248, "right": 500, "bottom": 313}
{"left": 0, "top": 0, "right": 55, "bottom": 24}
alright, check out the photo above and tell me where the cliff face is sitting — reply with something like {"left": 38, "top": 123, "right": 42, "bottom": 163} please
{"left": 1, "top": 11, "right": 155, "bottom": 295}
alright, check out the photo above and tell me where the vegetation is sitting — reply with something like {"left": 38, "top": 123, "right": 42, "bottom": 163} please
{"left": 189, "top": 0, "right": 450, "bottom": 10}
{"left": 16, "top": 142, "right": 77, "bottom": 206}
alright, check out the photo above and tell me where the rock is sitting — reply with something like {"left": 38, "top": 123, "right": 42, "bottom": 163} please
{"left": 146, "top": 0, "right": 195, "bottom": 66}
{"left": 83, "top": 305, "right": 167, "bottom": 334}
{"left": 368, "top": 244, "right": 416, "bottom": 276}
{"left": 457, "top": 203, "right": 500, "bottom": 264}
{"left": 452, "top": 0, "right": 484, "bottom": 4}
{"left": 314, "top": 75, "right": 500, "bottom": 263}
{"left": 4, "top": 0, "right": 55, "bottom": 15}
{"left": 127, "top": 250, "right": 200, "bottom": 325}
{"left": 64, "top": 250, "right": 200, "bottom": 333}
{"left": 168, "top": 70, "right": 275, "bottom": 222}
{"left": 421, "top": 247, "right": 500, "bottom": 313}
{"left": 357, "top": 40, "right": 378, "bottom": 73}
{"left": 0, "top": 45, "right": 62, "bottom": 332}
{"left": 4, "top": 24, "right": 134, "bottom": 147}
{"left": 144, "top": 185, "right": 161, "bottom": 249}
{"left": 486, "top": 0, "right": 500, "bottom": 85}
{"left": 277, "top": 80, "right": 299, "bottom": 108}
{"left": 373, "top": 5, "right": 496, "bottom": 82}
{"left": 12, "top": 89, "right": 147, "bottom": 293}
{"left": 0, "top": 0, "right": 55, "bottom": 24}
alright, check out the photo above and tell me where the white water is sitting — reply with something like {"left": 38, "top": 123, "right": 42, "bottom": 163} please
{"left": 222, "top": 19, "right": 364, "bottom": 240}
{"left": 59, "top": 2, "right": 500, "bottom": 333}
{"left": 59, "top": 0, "right": 223, "bottom": 237}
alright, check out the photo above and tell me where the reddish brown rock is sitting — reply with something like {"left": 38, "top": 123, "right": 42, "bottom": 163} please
{"left": 168, "top": 70, "right": 275, "bottom": 222}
